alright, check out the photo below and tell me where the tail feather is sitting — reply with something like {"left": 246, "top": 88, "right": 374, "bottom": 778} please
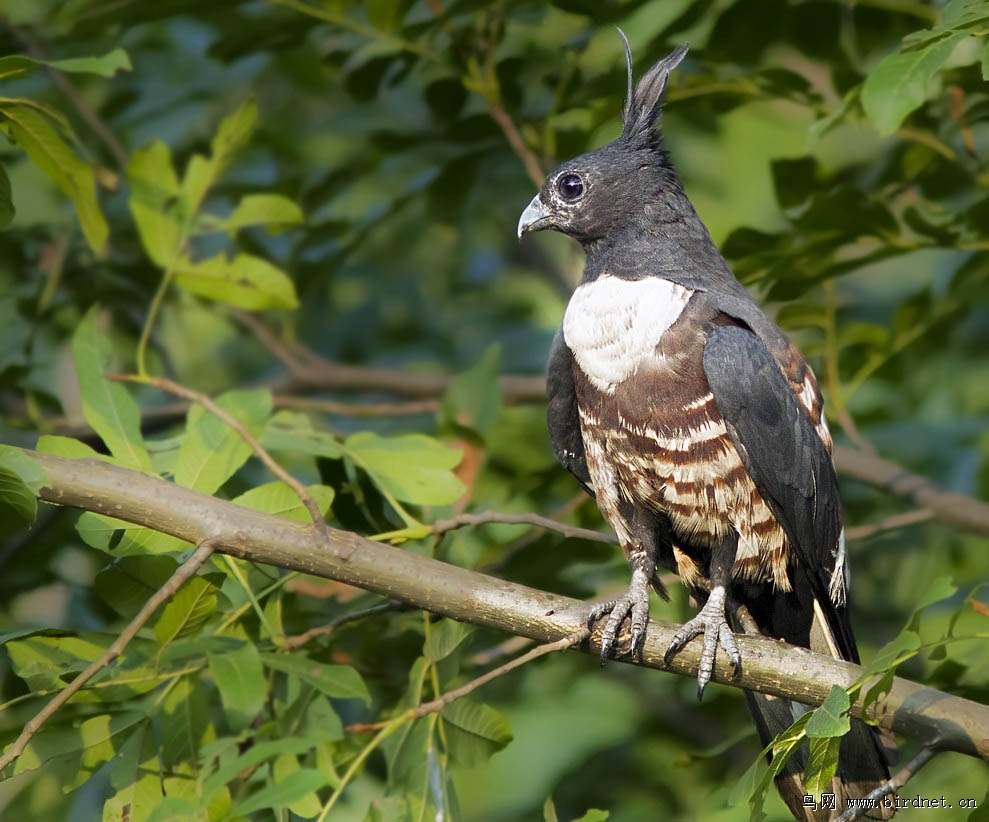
{"left": 738, "top": 586, "right": 896, "bottom": 820}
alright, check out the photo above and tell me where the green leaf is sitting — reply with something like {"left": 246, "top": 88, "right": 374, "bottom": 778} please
{"left": 260, "top": 652, "right": 370, "bottom": 703}
{"left": 207, "top": 641, "right": 267, "bottom": 733}
{"left": 172, "top": 252, "right": 299, "bottom": 310}
{"left": 260, "top": 411, "right": 344, "bottom": 459}
{"left": 803, "top": 735, "right": 841, "bottom": 798}
{"left": 202, "top": 737, "right": 327, "bottom": 802}
{"left": 127, "top": 140, "right": 182, "bottom": 267}
{"left": 153, "top": 577, "right": 218, "bottom": 646}
{"left": 36, "top": 434, "right": 113, "bottom": 462}
{"left": 232, "top": 480, "right": 334, "bottom": 521}
{"left": 0, "top": 445, "right": 47, "bottom": 525}
{"left": 272, "top": 753, "right": 323, "bottom": 817}
{"left": 440, "top": 698, "right": 513, "bottom": 766}
{"left": 345, "top": 432, "right": 465, "bottom": 506}
{"left": 103, "top": 722, "right": 162, "bottom": 822}
{"left": 47, "top": 48, "right": 131, "bottom": 77}
{"left": 982, "top": 38, "right": 989, "bottom": 81}
{"left": 173, "top": 388, "right": 272, "bottom": 494}
{"left": 76, "top": 512, "right": 190, "bottom": 557}
{"left": 0, "top": 163, "right": 13, "bottom": 229}
{"left": 5, "top": 633, "right": 106, "bottom": 689}
{"left": 158, "top": 675, "right": 209, "bottom": 769}
{"left": 574, "top": 811, "right": 610, "bottom": 822}
{"left": 144, "top": 797, "right": 198, "bottom": 822}
{"left": 543, "top": 797, "right": 559, "bottom": 822}
{"left": 805, "top": 685, "right": 851, "bottom": 738}
{"left": 181, "top": 99, "right": 258, "bottom": 215}
{"left": 0, "top": 101, "right": 108, "bottom": 252}
{"left": 861, "top": 32, "right": 968, "bottom": 135}
{"left": 71, "top": 307, "right": 152, "bottom": 472}
{"left": 13, "top": 711, "right": 147, "bottom": 778}
{"left": 0, "top": 48, "right": 130, "bottom": 79}
{"left": 425, "top": 619, "right": 474, "bottom": 662}
{"left": 229, "top": 769, "right": 329, "bottom": 818}
{"left": 94, "top": 555, "right": 177, "bottom": 619}
{"left": 220, "top": 193, "right": 304, "bottom": 234}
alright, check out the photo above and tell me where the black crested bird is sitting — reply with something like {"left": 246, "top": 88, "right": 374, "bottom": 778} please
{"left": 518, "top": 37, "right": 895, "bottom": 821}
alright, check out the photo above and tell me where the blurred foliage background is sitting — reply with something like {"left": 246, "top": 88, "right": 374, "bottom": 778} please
{"left": 0, "top": 0, "right": 987, "bottom": 820}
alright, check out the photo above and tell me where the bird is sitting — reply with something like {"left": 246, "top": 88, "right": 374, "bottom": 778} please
{"left": 517, "top": 34, "right": 895, "bottom": 821}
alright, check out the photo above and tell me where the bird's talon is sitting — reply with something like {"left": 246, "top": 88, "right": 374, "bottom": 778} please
{"left": 665, "top": 586, "right": 738, "bottom": 699}
{"left": 587, "top": 577, "right": 651, "bottom": 660}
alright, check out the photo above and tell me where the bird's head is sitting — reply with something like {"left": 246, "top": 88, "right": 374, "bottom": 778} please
{"left": 518, "top": 36, "right": 689, "bottom": 248}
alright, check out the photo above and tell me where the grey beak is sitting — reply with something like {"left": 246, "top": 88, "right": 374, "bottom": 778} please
{"left": 517, "top": 195, "right": 553, "bottom": 239}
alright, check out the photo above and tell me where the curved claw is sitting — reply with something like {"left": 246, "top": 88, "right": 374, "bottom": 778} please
{"left": 587, "top": 572, "right": 652, "bottom": 663}
{"left": 663, "top": 585, "right": 741, "bottom": 700}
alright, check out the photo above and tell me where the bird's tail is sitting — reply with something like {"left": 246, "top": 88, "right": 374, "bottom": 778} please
{"left": 740, "top": 588, "right": 896, "bottom": 821}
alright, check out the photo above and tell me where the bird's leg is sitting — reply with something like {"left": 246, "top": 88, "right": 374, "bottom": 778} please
{"left": 588, "top": 509, "right": 659, "bottom": 662}
{"left": 664, "top": 535, "right": 741, "bottom": 700}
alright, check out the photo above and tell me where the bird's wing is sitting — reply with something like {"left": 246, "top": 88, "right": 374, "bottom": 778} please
{"left": 546, "top": 328, "right": 592, "bottom": 494}
{"left": 702, "top": 324, "right": 853, "bottom": 653}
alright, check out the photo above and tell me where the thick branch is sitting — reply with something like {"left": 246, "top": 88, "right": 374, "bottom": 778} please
{"left": 26, "top": 450, "right": 989, "bottom": 761}
{"left": 833, "top": 448, "right": 989, "bottom": 537}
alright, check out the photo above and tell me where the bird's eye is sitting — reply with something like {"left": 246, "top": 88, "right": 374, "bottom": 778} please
{"left": 557, "top": 173, "right": 584, "bottom": 201}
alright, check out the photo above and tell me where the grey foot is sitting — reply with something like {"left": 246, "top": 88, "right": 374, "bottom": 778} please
{"left": 664, "top": 585, "right": 741, "bottom": 700}
{"left": 588, "top": 569, "right": 651, "bottom": 663}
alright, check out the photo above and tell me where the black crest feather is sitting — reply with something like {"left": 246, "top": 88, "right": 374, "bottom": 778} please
{"left": 619, "top": 35, "right": 689, "bottom": 148}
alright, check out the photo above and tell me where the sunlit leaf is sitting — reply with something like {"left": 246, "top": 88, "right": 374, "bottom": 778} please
{"left": 0, "top": 101, "right": 108, "bottom": 251}
{"left": 173, "top": 388, "right": 272, "bottom": 494}
{"left": 153, "top": 577, "right": 218, "bottom": 646}
{"left": 127, "top": 140, "right": 182, "bottom": 267}
{"left": 804, "top": 685, "right": 850, "bottom": 738}
{"left": 173, "top": 252, "right": 299, "bottom": 310}
{"left": 220, "top": 192, "right": 305, "bottom": 234}
{"left": 232, "top": 480, "right": 334, "bottom": 521}
{"left": 345, "top": 432, "right": 465, "bottom": 506}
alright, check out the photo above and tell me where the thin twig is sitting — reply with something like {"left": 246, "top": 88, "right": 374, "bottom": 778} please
{"left": 0, "top": 538, "right": 217, "bottom": 774}
{"left": 432, "top": 511, "right": 618, "bottom": 545}
{"left": 488, "top": 101, "right": 544, "bottom": 187}
{"left": 280, "top": 601, "right": 405, "bottom": 651}
{"left": 230, "top": 308, "right": 308, "bottom": 373}
{"left": 345, "top": 627, "right": 589, "bottom": 733}
{"left": 466, "top": 635, "right": 535, "bottom": 667}
{"left": 110, "top": 374, "right": 329, "bottom": 538}
{"left": 845, "top": 509, "right": 933, "bottom": 541}
{"left": 835, "top": 744, "right": 940, "bottom": 822}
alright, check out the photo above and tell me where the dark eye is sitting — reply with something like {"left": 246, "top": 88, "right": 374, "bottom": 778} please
{"left": 557, "top": 173, "right": 584, "bottom": 201}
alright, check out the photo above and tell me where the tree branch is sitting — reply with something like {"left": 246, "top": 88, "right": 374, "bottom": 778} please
{"left": 26, "top": 450, "right": 989, "bottom": 761}
{"left": 833, "top": 448, "right": 989, "bottom": 537}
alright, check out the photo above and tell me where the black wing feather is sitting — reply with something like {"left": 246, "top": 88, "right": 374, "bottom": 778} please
{"left": 546, "top": 328, "right": 592, "bottom": 494}
{"left": 702, "top": 326, "right": 852, "bottom": 650}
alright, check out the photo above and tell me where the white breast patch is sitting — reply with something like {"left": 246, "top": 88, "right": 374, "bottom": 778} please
{"left": 563, "top": 275, "right": 693, "bottom": 393}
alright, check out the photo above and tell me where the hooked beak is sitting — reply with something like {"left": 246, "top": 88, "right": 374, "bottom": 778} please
{"left": 517, "top": 194, "right": 553, "bottom": 240}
